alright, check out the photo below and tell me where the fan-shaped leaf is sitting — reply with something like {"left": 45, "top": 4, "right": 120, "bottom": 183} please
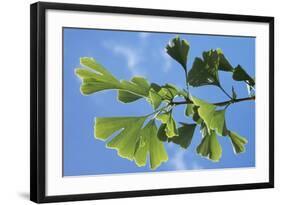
{"left": 217, "top": 49, "right": 234, "bottom": 72}
{"left": 76, "top": 58, "right": 151, "bottom": 100}
{"left": 191, "top": 96, "right": 216, "bottom": 131}
{"left": 117, "top": 76, "right": 150, "bottom": 103}
{"left": 95, "top": 116, "right": 146, "bottom": 160}
{"left": 157, "top": 112, "right": 178, "bottom": 138}
{"left": 170, "top": 123, "right": 197, "bottom": 148}
{"left": 191, "top": 96, "right": 228, "bottom": 136}
{"left": 157, "top": 123, "right": 196, "bottom": 149}
{"left": 228, "top": 131, "right": 248, "bottom": 154}
{"left": 210, "top": 110, "right": 228, "bottom": 136}
{"left": 232, "top": 65, "right": 255, "bottom": 86}
{"left": 166, "top": 36, "right": 189, "bottom": 70}
{"left": 187, "top": 50, "right": 221, "bottom": 87}
{"left": 197, "top": 127, "right": 222, "bottom": 161}
{"left": 94, "top": 117, "right": 168, "bottom": 169}
{"left": 134, "top": 120, "right": 168, "bottom": 169}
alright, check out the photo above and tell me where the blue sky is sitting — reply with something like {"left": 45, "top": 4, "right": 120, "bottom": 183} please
{"left": 63, "top": 28, "right": 255, "bottom": 176}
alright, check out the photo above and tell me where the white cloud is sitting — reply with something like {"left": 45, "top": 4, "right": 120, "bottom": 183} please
{"left": 189, "top": 162, "right": 203, "bottom": 170}
{"left": 169, "top": 149, "right": 187, "bottom": 170}
{"left": 102, "top": 42, "right": 145, "bottom": 76}
{"left": 169, "top": 147, "right": 204, "bottom": 171}
{"left": 139, "top": 32, "right": 151, "bottom": 40}
{"left": 161, "top": 48, "right": 172, "bottom": 73}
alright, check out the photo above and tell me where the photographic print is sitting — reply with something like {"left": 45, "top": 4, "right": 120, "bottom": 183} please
{"left": 30, "top": 2, "right": 273, "bottom": 202}
{"left": 64, "top": 28, "right": 255, "bottom": 176}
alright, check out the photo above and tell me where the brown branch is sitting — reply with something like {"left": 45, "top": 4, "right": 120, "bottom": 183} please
{"left": 171, "top": 96, "right": 255, "bottom": 107}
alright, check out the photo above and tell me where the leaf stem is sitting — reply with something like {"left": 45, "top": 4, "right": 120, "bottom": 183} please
{"left": 146, "top": 104, "right": 169, "bottom": 118}
{"left": 184, "top": 68, "right": 190, "bottom": 92}
{"left": 218, "top": 85, "right": 232, "bottom": 100}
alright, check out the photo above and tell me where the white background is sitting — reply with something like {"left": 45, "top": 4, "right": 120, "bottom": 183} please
{"left": 0, "top": 0, "right": 279, "bottom": 204}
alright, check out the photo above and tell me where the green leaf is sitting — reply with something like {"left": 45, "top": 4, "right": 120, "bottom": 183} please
{"left": 187, "top": 51, "right": 220, "bottom": 87}
{"left": 166, "top": 36, "right": 189, "bottom": 69}
{"left": 156, "top": 112, "right": 178, "bottom": 138}
{"left": 157, "top": 123, "right": 168, "bottom": 142}
{"left": 217, "top": 49, "right": 234, "bottom": 72}
{"left": 95, "top": 117, "right": 168, "bottom": 169}
{"left": 118, "top": 90, "right": 142, "bottom": 103}
{"left": 75, "top": 57, "right": 121, "bottom": 95}
{"left": 148, "top": 83, "right": 185, "bottom": 110}
{"left": 228, "top": 131, "right": 248, "bottom": 154}
{"left": 169, "top": 123, "right": 196, "bottom": 149}
{"left": 185, "top": 104, "right": 195, "bottom": 117}
{"left": 120, "top": 77, "right": 150, "bottom": 97}
{"left": 210, "top": 110, "right": 228, "bottom": 136}
{"left": 157, "top": 123, "right": 196, "bottom": 149}
{"left": 157, "top": 84, "right": 180, "bottom": 101}
{"left": 191, "top": 96, "right": 228, "bottom": 136}
{"left": 134, "top": 120, "right": 168, "bottom": 169}
{"left": 197, "top": 127, "right": 222, "bottom": 161}
{"left": 95, "top": 116, "right": 147, "bottom": 160}
{"left": 148, "top": 90, "right": 162, "bottom": 109}
{"left": 191, "top": 96, "right": 216, "bottom": 131}
{"left": 80, "top": 57, "right": 120, "bottom": 80}
{"left": 232, "top": 65, "right": 255, "bottom": 86}
{"left": 117, "top": 76, "right": 150, "bottom": 103}
{"left": 187, "top": 49, "right": 233, "bottom": 87}
{"left": 76, "top": 58, "right": 152, "bottom": 101}
{"left": 191, "top": 106, "right": 203, "bottom": 125}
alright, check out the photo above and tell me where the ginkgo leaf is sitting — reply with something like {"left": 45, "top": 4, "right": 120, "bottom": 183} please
{"left": 217, "top": 49, "right": 234, "bottom": 72}
{"left": 210, "top": 110, "right": 228, "bottom": 136}
{"left": 119, "top": 77, "right": 150, "bottom": 98}
{"left": 157, "top": 124, "right": 168, "bottom": 142}
{"left": 134, "top": 120, "right": 168, "bottom": 169}
{"left": 232, "top": 65, "right": 255, "bottom": 87}
{"left": 191, "top": 96, "right": 228, "bottom": 136}
{"left": 148, "top": 84, "right": 163, "bottom": 110}
{"left": 187, "top": 49, "right": 234, "bottom": 87}
{"left": 75, "top": 57, "right": 122, "bottom": 95}
{"left": 197, "top": 126, "right": 222, "bottom": 161}
{"left": 187, "top": 55, "right": 220, "bottom": 87}
{"left": 228, "top": 131, "right": 248, "bottom": 154}
{"left": 192, "top": 106, "right": 203, "bottom": 125}
{"left": 148, "top": 83, "right": 185, "bottom": 110}
{"left": 157, "top": 123, "right": 196, "bottom": 149}
{"left": 156, "top": 112, "right": 178, "bottom": 138}
{"left": 157, "top": 84, "right": 181, "bottom": 101}
{"left": 118, "top": 90, "right": 142, "bottom": 103}
{"left": 95, "top": 116, "right": 147, "bottom": 160}
{"left": 169, "top": 123, "right": 197, "bottom": 149}
{"left": 94, "top": 117, "right": 168, "bottom": 169}
{"left": 191, "top": 96, "right": 216, "bottom": 131}
{"left": 187, "top": 50, "right": 224, "bottom": 87}
{"left": 185, "top": 104, "right": 195, "bottom": 117}
{"left": 76, "top": 58, "right": 151, "bottom": 99}
{"left": 117, "top": 76, "right": 150, "bottom": 103}
{"left": 166, "top": 36, "right": 189, "bottom": 70}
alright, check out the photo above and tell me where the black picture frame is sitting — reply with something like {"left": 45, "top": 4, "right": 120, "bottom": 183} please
{"left": 30, "top": 2, "right": 274, "bottom": 203}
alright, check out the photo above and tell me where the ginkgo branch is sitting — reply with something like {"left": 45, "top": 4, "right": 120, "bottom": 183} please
{"left": 171, "top": 96, "right": 255, "bottom": 106}
{"left": 76, "top": 36, "right": 255, "bottom": 169}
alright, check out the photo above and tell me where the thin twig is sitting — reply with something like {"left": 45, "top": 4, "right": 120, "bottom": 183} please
{"left": 171, "top": 96, "right": 255, "bottom": 107}
{"left": 218, "top": 85, "right": 232, "bottom": 100}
